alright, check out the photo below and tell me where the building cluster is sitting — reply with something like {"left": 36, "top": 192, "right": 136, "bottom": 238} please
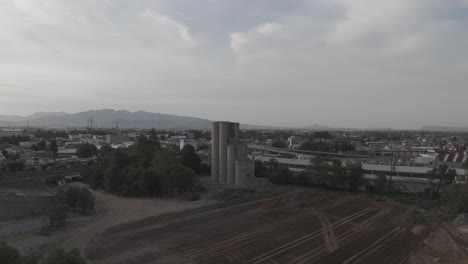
{"left": 0, "top": 127, "right": 213, "bottom": 173}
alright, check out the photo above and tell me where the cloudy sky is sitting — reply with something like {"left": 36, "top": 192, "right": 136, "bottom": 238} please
{"left": 1, "top": 0, "right": 467, "bottom": 129}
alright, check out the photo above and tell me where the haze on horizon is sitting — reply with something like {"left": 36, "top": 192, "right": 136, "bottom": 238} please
{"left": 1, "top": 0, "right": 467, "bottom": 130}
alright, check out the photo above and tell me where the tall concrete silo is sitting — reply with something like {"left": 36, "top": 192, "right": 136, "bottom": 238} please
{"left": 211, "top": 122, "right": 219, "bottom": 183}
{"left": 218, "top": 122, "right": 229, "bottom": 183}
{"left": 227, "top": 145, "right": 236, "bottom": 184}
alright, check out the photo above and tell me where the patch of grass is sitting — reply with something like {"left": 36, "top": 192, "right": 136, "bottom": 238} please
{"left": 184, "top": 193, "right": 201, "bottom": 201}
{"left": 35, "top": 226, "right": 52, "bottom": 237}
{"left": 194, "top": 184, "right": 209, "bottom": 193}
{"left": 212, "top": 188, "right": 256, "bottom": 201}
{"left": 409, "top": 209, "right": 433, "bottom": 225}
{"left": 391, "top": 194, "right": 441, "bottom": 210}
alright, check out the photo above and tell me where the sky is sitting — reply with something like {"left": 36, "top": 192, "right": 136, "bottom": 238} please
{"left": 1, "top": 0, "right": 468, "bottom": 129}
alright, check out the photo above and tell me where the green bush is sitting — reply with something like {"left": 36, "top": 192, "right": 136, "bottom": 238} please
{"left": 49, "top": 204, "right": 67, "bottom": 228}
{"left": 0, "top": 242, "right": 22, "bottom": 264}
{"left": 0, "top": 242, "right": 87, "bottom": 264}
{"left": 441, "top": 183, "right": 468, "bottom": 218}
{"left": 186, "top": 193, "right": 200, "bottom": 201}
{"left": 409, "top": 209, "right": 433, "bottom": 225}
{"left": 77, "top": 187, "right": 95, "bottom": 214}
{"left": 41, "top": 248, "right": 86, "bottom": 264}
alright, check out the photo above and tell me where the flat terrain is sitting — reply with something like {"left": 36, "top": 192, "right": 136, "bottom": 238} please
{"left": 4, "top": 185, "right": 216, "bottom": 253}
{"left": 85, "top": 190, "right": 433, "bottom": 264}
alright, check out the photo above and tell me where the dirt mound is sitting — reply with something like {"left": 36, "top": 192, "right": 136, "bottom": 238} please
{"left": 407, "top": 229, "right": 468, "bottom": 264}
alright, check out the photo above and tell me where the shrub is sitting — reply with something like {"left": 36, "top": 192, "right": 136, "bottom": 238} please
{"left": 41, "top": 248, "right": 86, "bottom": 264}
{"left": 49, "top": 204, "right": 67, "bottom": 228}
{"left": 77, "top": 187, "right": 95, "bottom": 214}
{"left": 0, "top": 242, "right": 22, "bottom": 264}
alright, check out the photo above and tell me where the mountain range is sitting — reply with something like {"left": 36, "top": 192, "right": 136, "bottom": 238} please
{"left": 0, "top": 110, "right": 467, "bottom": 131}
{"left": 0, "top": 109, "right": 212, "bottom": 129}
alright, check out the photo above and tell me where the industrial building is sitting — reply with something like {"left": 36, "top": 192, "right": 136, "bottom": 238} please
{"left": 105, "top": 134, "right": 128, "bottom": 144}
{"left": 0, "top": 129, "right": 23, "bottom": 137}
{"left": 211, "top": 121, "right": 255, "bottom": 185}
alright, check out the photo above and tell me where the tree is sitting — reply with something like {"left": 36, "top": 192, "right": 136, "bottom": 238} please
{"left": 49, "top": 204, "right": 67, "bottom": 227}
{"left": 65, "top": 187, "right": 80, "bottom": 210}
{"left": 130, "top": 137, "right": 160, "bottom": 168}
{"left": 271, "top": 165, "right": 292, "bottom": 184}
{"left": 77, "top": 143, "right": 97, "bottom": 158}
{"left": 442, "top": 184, "right": 468, "bottom": 218}
{"left": 311, "top": 157, "right": 328, "bottom": 185}
{"left": 330, "top": 159, "right": 345, "bottom": 189}
{"left": 427, "top": 165, "right": 456, "bottom": 195}
{"left": 113, "top": 149, "right": 131, "bottom": 169}
{"left": 255, "top": 160, "right": 268, "bottom": 178}
{"left": 104, "top": 165, "right": 125, "bottom": 194}
{"left": 49, "top": 139, "right": 58, "bottom": 159}
{"left": 6, "top": 161, "right": 24, "bottom": 172}
{"left": 179, "top": 145, "right": 201, "bottom": 173}
{"left": 77, "top": 187, "right": 95, "bottom": 214}
{"left": 271, "top": 139, "right": 287, "bottom": 148}
{"left": 174, "top": 164, "right": 197, "bottom": 194}
{"left": 375, "top": 173, "right": 388, "bottom": 194}
{"left": 41, "top": 248, "right": 86, "bottom": 264}
{"left": 463, "top": 160, "right": 468, "bottom": 176}
{"left": 99, "top": 145, "right": 114, "bottom": 157}
{"left": 149, "top": 128, "right": 158, "bottom": 140}
{"left": 37, "top": 140, "right": 47, "bottom": 151}
{"left": 0, "top": 242, "right": 22, "bottom": 264}
{"left": 265, "top": 158, "right": 279, "bottom": 177}
{"left": 346, "top": 162, "right": 363, "bottom": 192}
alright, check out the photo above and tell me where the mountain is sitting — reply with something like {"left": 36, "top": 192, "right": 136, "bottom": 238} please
{"left": 419, "top": 126, "right": 468, "bottom": 132}
{"left": 0, "top": 109, "right": 212, "bottom": 129}
{"left": 0, "top": 114, "right": 24, "bottom": 122}
{"left": 0, "top": 111, "right": 68, "bottom": 122}
{"left": 25, "top": 111, "right": 68, "bottom": 120}
{"left": 301, "top": 124, "right": 356, "bottom": 131}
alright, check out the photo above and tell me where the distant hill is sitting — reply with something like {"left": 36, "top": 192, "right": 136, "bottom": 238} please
{"left": 0, "top": 109, "right": 213, "bottom": 129}
{"left": 419, "top": 126, "right": 468, "bottom": 132}
{"left": 301, "top": 124, "right": 356, "bottom": 131}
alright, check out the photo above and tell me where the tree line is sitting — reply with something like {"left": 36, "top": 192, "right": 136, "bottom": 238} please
{"left": 255, "top": 157, "right": 364, "bottom": 192}
{"left": 298, "top": 139, "right": 355, "bottom": 153}
{"left": 80, "top": 137, "right": 202, "bottom": 197}
{"left": 0, "top": 242, "right": 86, "bottom": 264}
{"left": 0, "top": 135, "right": 30, "bottom": 145}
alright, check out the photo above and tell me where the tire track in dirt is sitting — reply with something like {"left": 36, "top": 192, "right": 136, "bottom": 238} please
{"left": 286, "top": 207, "right": 392, "bottom": 264}
{"left": 246, "top": 207, "right": 375, "bottom": 264}
{"left": 183, "top": 193, "right": 345, "bottom": 258}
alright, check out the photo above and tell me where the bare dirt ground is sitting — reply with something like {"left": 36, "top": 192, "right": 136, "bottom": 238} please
{"left": 4, "top": 185, "right": 217, "bottom": 255}
{"left": 82, "top": 189, "right": 467, "bottom": 264}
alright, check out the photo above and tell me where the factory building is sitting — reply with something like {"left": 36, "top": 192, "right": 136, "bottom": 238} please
{"left": 211, "top": 121, "right": 255, "bottom": 185}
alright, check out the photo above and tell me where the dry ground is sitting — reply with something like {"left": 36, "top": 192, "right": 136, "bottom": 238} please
{"left": 84, "top": 190, "right": 466, "bottom": 264}
{"left": 4, "top": 185, "right": 217, "bottom": 254}
{"left": 4, "top": 186, "right": 468, "bottom": 264}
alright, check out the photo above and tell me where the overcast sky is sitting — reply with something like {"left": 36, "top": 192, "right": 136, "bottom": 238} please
{"left": 1, "top": 0, "right": 467, "bottom": 129}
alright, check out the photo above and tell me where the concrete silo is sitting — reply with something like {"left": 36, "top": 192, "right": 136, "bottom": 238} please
{"left": 211, "top": 122, "right": 219, "bottom": 183}
{"left": 227, "top": 145, "right": 236, "bottom": 184}
{"left": 211, "top": 121, "right": 254, "bottom": 185}
{"left": 218, "top": 122, "right": 229, "bottom": 183}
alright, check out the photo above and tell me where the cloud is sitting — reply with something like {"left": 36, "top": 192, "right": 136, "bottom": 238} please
{"left": 230, "top": 32, "right": 248, "bottom": 52}
{"left": 0, "top": 0, "right": 468, "bottom": 129}
{"left": 256, "top": 22, "right": 282, "bottom": 35}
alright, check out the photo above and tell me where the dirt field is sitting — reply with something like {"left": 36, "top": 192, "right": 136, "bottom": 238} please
{"left": 84, "top": 190, "right": 443, "bottom": 264}
{"left": 4, "top": 185, "right": 217, "bottom": 254}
